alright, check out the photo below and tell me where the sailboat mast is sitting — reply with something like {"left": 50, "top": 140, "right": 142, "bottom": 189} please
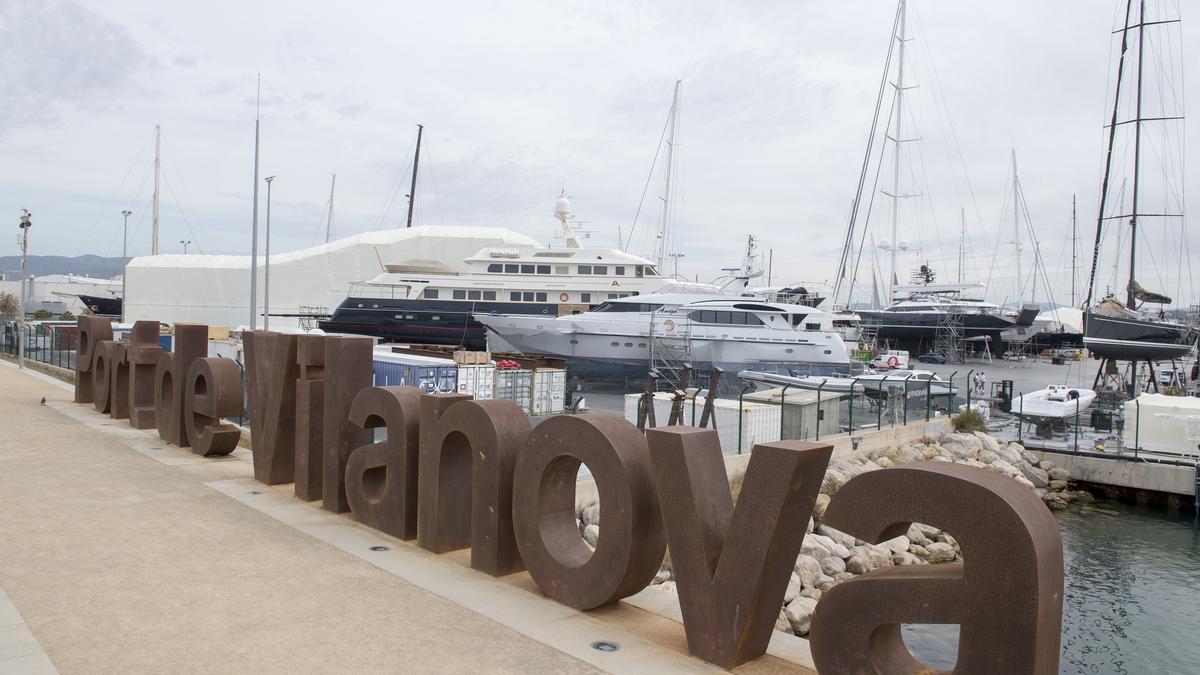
{"left": 1127, "top": 0, "right": 1146, "bottom": 307}
{"left": 326, "top": 173, "right": 337, "bottom": 243}
{"left": 406, "top": 124, "right": 424, "bottom": 229}
{"left": 958, "top": 206, "right": 965, "bottom": 283}
{"left": 152, "top": 125, "right": 161, "bottom": 255}
{"left": 657, "top": 79, "right": 682, "bottom": 273}
{"left": 1071, "top": 194, "right": 1077, "bottom": 306}
{"left": 888, "top": 0, "right": 907, "bottom": 301}
{"left": 1012, "top": 149, "right": 1021, "bottom": 304}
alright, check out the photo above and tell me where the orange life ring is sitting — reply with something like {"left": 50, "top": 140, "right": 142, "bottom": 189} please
{"left": 887, "top": 356, "right": 899, "bottom": 367}
{"left": 664, "top": 319, "right": 676, "bottom": 332}
{"left": 559, "top": 292, "right": 569, "bottom": 302}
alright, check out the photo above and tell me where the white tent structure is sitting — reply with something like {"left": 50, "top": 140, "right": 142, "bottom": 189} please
{"left": 124, "top": 226, "right": 541, "bottom": 329}
{"left": 1125, "top": 393, "right": 1200, "bottom": 456}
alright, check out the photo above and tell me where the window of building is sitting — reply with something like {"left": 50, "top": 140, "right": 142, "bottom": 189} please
{"left": 536, "top": 264, "right": 551, "bottom": 274}
{"left": 593, "top": 265, "right": 608, "bottom": 275}
{"left": 467, "top": 290, "right": 482, "bottom": 300}
{"left": 487, "top": 263, "right": 502, "bottom": 273}
{"left": 423, "top": 288, "right": 439, "bottom": 299}
{"left": 452, "top": 290, "right": 467, "bottom": 300}
{"left": 520, "top": 264, "right": 535, "bottom": 274}
{"left": 504, "top": 264, "right": 518, "bottom": 273}
{"left": 578, "top": 265, "right": 592, "bottom": 275}
{"left": 535, "top": 292, "right": 547, "bottom": 302}
{"left": 523, "top": 292, "right": 535, "bottom": 302}
{"left": 580, "top": 292, "right": 591, "bottom": 303}
{"left": 614, "top": 266, "right": 625, "bottom": 275}
{"left": 510, "top": 292, "right": 522, "bottom": 301}
{"left": 555, "top": 265, "right": 569, "bottom": 275}
{"left": 482, "top": 291, "right": 496, "bottom": 301}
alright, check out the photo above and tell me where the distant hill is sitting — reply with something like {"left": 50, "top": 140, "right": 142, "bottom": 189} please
{"left": 0, "top": 255, "right": 128, "bottom": 280}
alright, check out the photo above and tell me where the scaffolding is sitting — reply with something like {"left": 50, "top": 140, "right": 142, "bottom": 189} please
{"left": 648, "top": 312, "right": 693, "bottom": 393}
{"left": 932, "top": 311, "right": 965, "bottom": 363}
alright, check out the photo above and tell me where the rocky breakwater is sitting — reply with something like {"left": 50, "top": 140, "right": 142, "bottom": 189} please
{"left": 575, "top": 430, "right": 1093, "bottom": 639}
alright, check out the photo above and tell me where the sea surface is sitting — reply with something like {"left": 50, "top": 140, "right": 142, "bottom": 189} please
{"left": 902, "top": 501, "right": 1200, "bottom": 673}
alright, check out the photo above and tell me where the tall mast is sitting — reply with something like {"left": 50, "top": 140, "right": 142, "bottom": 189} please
{"left": 958, "top": 206, "right": 965, "bottom": 283}
{"left": 1127, "top": 0, "right": 1146, "bottom": 307}
{"left": 888, "top": 0, "right": 908, "bottom": 300}
{"left": 152, "top": 125, "right": 161, "bottom": 255}
{"left": 406, "top": 124, "right": 424, "bottom": 229}
{"left": 1071, "top": 195, "right": 1077, "bottom": 306}
{"left": 1011, "top": 149, "right": 1021, "bottom": 304}
{"left": 326, "top": 173, "right": 337, "bottom": 243}
{"left": 249, "top": 75, "right": 261, "bottom": 331}
{"left": 656, "top": 79, "right": 682, "bottom": 273}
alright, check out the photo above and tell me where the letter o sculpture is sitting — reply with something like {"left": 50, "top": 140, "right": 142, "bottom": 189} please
{"left": 512, "top": 413, "right": 665, "bottom": 610}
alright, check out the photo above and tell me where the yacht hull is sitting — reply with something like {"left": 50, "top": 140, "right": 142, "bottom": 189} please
{"left": 319, "top": 299, "right": 559, "bottom": 348}
{"left": 1082, "top": 312, "right": 1195, "bottom": 361}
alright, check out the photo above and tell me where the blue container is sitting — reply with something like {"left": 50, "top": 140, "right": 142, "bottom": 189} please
{"left": 372, "top": 353, "right": 458, "bottom": 393}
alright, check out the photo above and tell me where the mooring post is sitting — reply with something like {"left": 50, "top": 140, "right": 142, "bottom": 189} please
{"left": 1018, "top": 391, "right": 1024, "bottom": 443}
{"left": 816, "top": 380, "right": 827, "bottom": 442}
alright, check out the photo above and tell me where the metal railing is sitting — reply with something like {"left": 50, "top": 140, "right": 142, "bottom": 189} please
{"left": 2, "top": 321, "right": 78, "bottom": 371}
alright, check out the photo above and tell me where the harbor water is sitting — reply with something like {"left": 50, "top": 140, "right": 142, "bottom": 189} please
{"left": 904, "top": 500, "right": 1200, "bottom": 673}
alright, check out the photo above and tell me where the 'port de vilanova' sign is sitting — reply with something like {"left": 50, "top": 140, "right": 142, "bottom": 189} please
{"left": 73, "top": 318, "right": 1065, "bottom": 672}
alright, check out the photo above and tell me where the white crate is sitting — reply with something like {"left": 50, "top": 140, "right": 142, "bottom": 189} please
{"left": 456, "top": 364, "right": 495, "bottom": 401}
{"left": 531, "top": 368, "right": 567, "bottom": 416}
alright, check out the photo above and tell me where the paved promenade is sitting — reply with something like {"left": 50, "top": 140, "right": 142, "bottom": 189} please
{"left": 0, "top": 362, "right": 597, "bottom": 674}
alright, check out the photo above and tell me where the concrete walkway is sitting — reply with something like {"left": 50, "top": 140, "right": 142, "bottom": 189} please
{"left": 0, "top": 363, "right": 597, "bottom": 674}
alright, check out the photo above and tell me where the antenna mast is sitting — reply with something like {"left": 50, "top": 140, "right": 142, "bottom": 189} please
{"left": 406, "top": 124, "right": 424, "bottom": 229}
{"left": 326, "top": 173, "right": 337, "bottom": 243}
{"left": 152, "top": 125, "right": 161, "bottom": 255}
{"left": 249, "top": 75, "right": 261, "bottom": 331}
{"left": 656, "top": 79, "right": 681, "bottom": 273}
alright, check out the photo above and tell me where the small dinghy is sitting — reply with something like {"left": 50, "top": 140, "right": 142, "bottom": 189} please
{"left": 1012, "top": 384, "right": 1096, "bottom": 420}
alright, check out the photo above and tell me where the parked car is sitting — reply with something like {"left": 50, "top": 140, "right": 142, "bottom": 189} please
{"left": 916, "top": 352, "right": 947, "bottom": 364}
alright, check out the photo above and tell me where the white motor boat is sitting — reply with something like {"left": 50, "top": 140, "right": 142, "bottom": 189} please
{"left": 738, "top": 368, "right": 957, "bottom": 396}
{"left": 1011, "top": 385, "right": 1096, "bottom": 420}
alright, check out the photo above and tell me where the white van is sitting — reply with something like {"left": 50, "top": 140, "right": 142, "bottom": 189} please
{"left": 870, "top": 349, "right": 910, "bottom": 371}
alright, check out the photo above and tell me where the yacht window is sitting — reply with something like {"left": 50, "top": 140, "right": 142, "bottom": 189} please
{"left": 504, "top": 264, "right": 518, "bottom": 273}
{"left": 581, "top": 292, "right": 591, "bottom": 303}
{"left": 915, "top": 373, "right": 930, "bottom": 380}
{"left": 593, "top": 265, "right": 608, "bottom": 275}
{"left": 742, "top": 313, "right": 764, "bottom": 326}
{"left": 431, "top": 315, "right": 440, "bottom": 321}
{"left": 611, "top": 341, "right": 620, "bottom": 347}
{"left": 578, "top": 265, "right": 592, "bottom": 275}
{"left": 520, "top": 264, "right": 535, "bottom": 274}
{"left": 423, "top": 288, "right": 439, "bottom": 299}
{"left": 607, "top": 293, "right": 619, "bottom": 299}
{"left": 483, "top": 291, "right": 496, "bottom": 301}
{"left": 806, "top": 323, "right": 821, "bottom": 330}
{"left": 635, "top": 266, "right": 645, "bottom": 278}
{"left": 523, "top": 292, "right": 535, "bottom": 302}
{"left": 790, "top": 314, "right": 807, "bottom": 326}
{"left": 555, "top": 265, "right": 569, "bottom": 275}
{"left": 645, "top": 266, "right": 659, "bottom": 276}
{"left": 615, "top": 266, "right": 625, "bottom": 275}
{"left": 487, "top": 264, "right": 502, "bottom": 273}
{"left": 536, "top": 265, "right": 551, "bottom": 275}
{"left": 467, "top": 290, "right": 482, "bottom": 300}
{"left": 453, "top": 290, "right": 467, "bottom": 300}
{"left": 535, "top": 292, "right": 547, "bottom": 302}
{"left": 510, "top": 292, "right": 521, "bottom": 301}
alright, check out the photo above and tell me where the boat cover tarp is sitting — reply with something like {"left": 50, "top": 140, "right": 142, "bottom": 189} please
{"left": 1124, "top": 393, "right": 1200, "bottom": 455}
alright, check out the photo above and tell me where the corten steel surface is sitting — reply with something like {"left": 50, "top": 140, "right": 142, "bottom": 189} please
{"left": 91, "top": 340, "right": 116, "bottom": 414}
{"left": 183, "top": 357, "right": 243, "bottom": 456}
{"left": 244, "top": 332, "right": 300, "bottom": 484}
{"left": 321, "top": 336, "right": 373, "bottom": 513}
{"left": 646, "top": 427, "right": 832, "bottom": 669}
{"left": 512, "top": 413, "right": 666, "bottom": 610}
{"left": 809, "top": 462, "right": 1065, "bottom": 675}
{"left": 294, "top": 334, "right": 327, "bottom": 501}
{"left": 127, "top": 321, "right": 162, "bottom": 429}
{"left": 74, "top": 316, "right": 112, "bottom": 404}
{"left": 153, "top": 324, "right": 208, "bottom": 448}
{"left": 417, "top": 395, "right": 530, "bottom": 576}
{"left": 344, "top": 386, "right": 422, "bottom": 539}
{"left": 108, "top": 343, "right": 131, "bottom": 420}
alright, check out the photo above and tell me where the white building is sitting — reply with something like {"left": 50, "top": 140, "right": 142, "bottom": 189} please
{"left": 0, "top": 274, "right": 121, "bottom": 317}
{"left": 123, "top": 226, "right": 542, "bottom": 329}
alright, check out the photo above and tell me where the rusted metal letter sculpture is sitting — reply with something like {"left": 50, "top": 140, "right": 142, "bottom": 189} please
{"left": 154, "top": 324, "right": 209, "bottom": 447}
{"left": 127, "top": 321, "right": 162, "bottom": 429}
{"left": 183, "top": 357, "right": 243, "bottom": 456}
{"left": 294, "top": 334, "right": 327, "bottom": 501}
{"left": 809, "top": 462, "right": 1064, "bottom": 674}
{"left": 512, "top": 413, "right": 665, "bottom": 609}
{"left": 321, "top": 336, "right": 373, "bottom": 513}
{"left": 108, "top": 343, "right": 131, "bottom": 420}
{"left": 344, "top": 386, "right": 422, "bottom": 539}
{"left": 91, "top": 340, "right": 116, "bottom": 413}
{"left": 417, "top": 394, "right": 530, "bottom": 576}
{"left": 244, "top": 331, "right": 300, "bottom": 484}
{"left": 74, "top": 316, "right": 112, "bottom": 404}
{"left": 646, "top": 427, "right": 832, "bottom": 668}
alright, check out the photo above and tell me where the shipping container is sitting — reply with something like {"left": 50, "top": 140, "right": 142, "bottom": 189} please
{"left": 372, "top": 351, "right": 458, "bottom": 393}
{"left": 494, "top": 369, "right": 533, "bottom": 414}
{"left": 530, "top": 368, "right": 566, "bottom": 416}
{"left": 456, "top": 363, "right": 495, "bottom": 400}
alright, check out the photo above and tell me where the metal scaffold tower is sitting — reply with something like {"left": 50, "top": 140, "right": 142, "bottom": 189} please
{"left": 932, "top": 310, "right": 965, "bottom": 362}
{"left": 648, "top": 312, "right": 693, "bottom": 393}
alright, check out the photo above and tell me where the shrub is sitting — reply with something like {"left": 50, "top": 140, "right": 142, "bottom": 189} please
{"left": 59, "top": 310, "right": 74, "bottom": 321}
{"left": 32, "top": 309, "right": 52, "bottom": 320}
{"left": 951, "top": 409, "right": 987, "bottom": 433}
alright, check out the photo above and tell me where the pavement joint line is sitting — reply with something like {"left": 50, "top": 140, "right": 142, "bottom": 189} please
{"left": 0, "top": 589, "right": 59, "bottom": 674}
{"left": 205, "top": 478, "right": 725, "bottom": 673}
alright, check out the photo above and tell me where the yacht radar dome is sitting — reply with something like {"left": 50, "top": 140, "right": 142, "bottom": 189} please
{"left": 554, "top": 196, "right": 573, "bottom": 223}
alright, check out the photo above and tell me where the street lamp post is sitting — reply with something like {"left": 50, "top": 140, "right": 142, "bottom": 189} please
{"left": 121, "top": 210, "right": 131, "bottom": 322}
{"left": 179, "top": 240, "right": 192, "bottom": 254}
{"left": 17, "top": 210, "right": 32, "bottom": 369}
{"left": 263, "top": 175, "right": 276, "bottom": 331}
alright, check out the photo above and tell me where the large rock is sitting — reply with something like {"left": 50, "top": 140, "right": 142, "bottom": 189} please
{"left": 785, "top": 596, "right": 818, "bottom": 636}
{"left": 809, "top": 533, "right": 850, "bottom": 559}
{"left": 581, "top": 504, "right": 600, "bottom": 527}
{"left": 896, "top": 443, "right": 924, "bottom": 464}
{"left": 882, "top": 535, "right": 911, "bottom": 555}
{"left": 783, "top": 573, "right": 803, "bottom": 604}
{"left": 875, "top": 456, "right": 895, "bottom": 469}
{"left": 920, "top": 445, "right": 941, "bottom": 460}
{"left": 794, "top": 555, "right": 823, "bottom": 587}
{"left": 1049, "top": 479, "right": 1069, "bottom": 491}
{"left": 812, "top": 493, "right": 831, "bottom": 521}
{"left": 974, "top": 431, "right": 1001, "bottom": 455}
{"left": 845, "top": 555, "right": 874, "bottom": 575}
{"left": 1021, "top": 449, "right": 1042, "bottom": 466}
{"left": 922, "top": 542, "right": 957, "bottom": 563}
{"left": 815, "top": 574, "right": 837, "bottom": 591}
{"left": 800, "top": 586, "right": 822, "bottom": 602}
{"left": 817, "top": 525, "right": 857, "bottom": 550}
{"left": 893, "top": 551, "right": 924, "bottom": 565}
{"left": 775, "top": 609, "right": 793, "bottom": 633}
{"left": 582, "top": 524, "right": 600, "bottom": 547}
{"left": 653, "top": 568, "right": 671, "bottom": 584}
{"left": 989, "top": 459, "right": 1021, "bottom": 479}
{"left": 978, "top": 448, "right": 999, "bottom": 464}
{"left": 819, "top": 556, "right": 846, "bottom": 577}
{"left": 940, "top": 442, "right": 973, "bottom": 461}
{"left": 800, "top": 534, "right": 832, "bottom": 561}
{"left": 1048, "top": 467, "right": 1071, "bottom": 482}
{"left": 821, "top": 467, "right": 849, "bottom": 495}
{"left": 1019, "top": 462, "right": 1050, "bottom": 488}
{"left": 944, "top": 433, "right": 983, "bottom": 455}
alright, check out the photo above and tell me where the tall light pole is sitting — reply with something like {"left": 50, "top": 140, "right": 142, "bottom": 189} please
{"left": 263, "top": 175, "right": 276, "bottom": 331}
{"left": 17, "top": 210, "right": 31, "bottom": 370}
{"left": 249, "top": 75, "right": 261, "bottom": 331}
{"left": 121, "top": 209, "right": 131, "bottom": 322}
{"left": 179, "top": 240, "right": 191, "bottom": 254}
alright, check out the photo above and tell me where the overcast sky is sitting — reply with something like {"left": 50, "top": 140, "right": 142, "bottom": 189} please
{"left": 1, "top": 0, "right": 1195, "bottom": 308}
